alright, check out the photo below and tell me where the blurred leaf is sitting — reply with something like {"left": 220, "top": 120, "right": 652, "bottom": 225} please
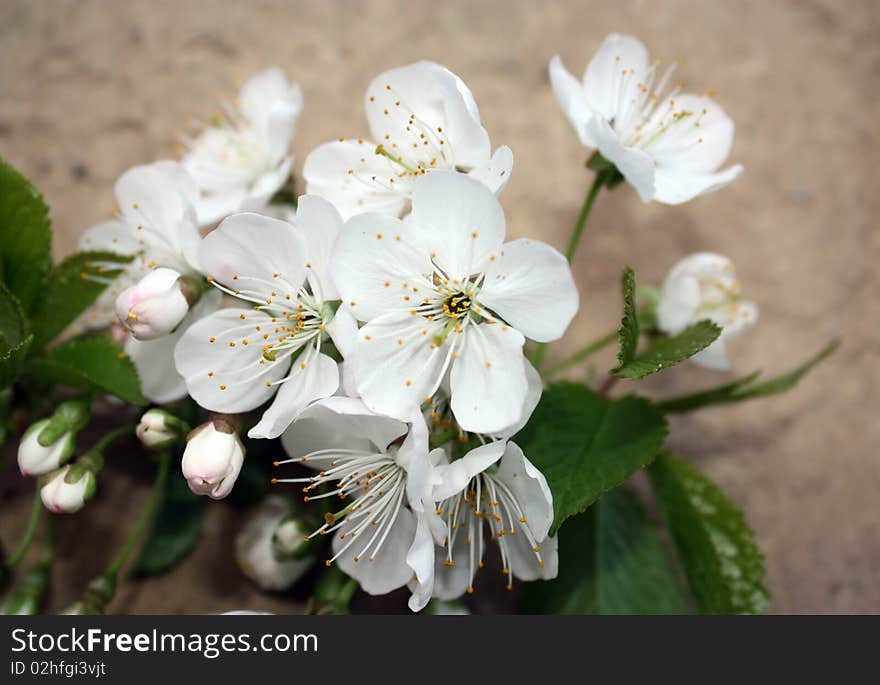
{"left": 0, "top": 157, "right": 52, "bottom": 314}
{"left": 649, "top": 453, "right": 769, "bottom": 614}
{"left": 613, "top": 320, "right": 722, "bottom": 379}
{"left": 521, "top": 488, "right": 688, "bottom": 614}
{"left": 615, "top": 266, "right": 639, "bottom": 368}
{"left": 0, "top": 282, "right": 32, "bottom": 387}
{"left": 655, "top": 340, "right": 839, "bottom": 413}
{"left": 132, "top": 471, "right": 206, "bottom": 576}
{"left": 31, "top": 250, "right": 132, "bottom": 350}
{"left": 516, "top": 382, "right": 668, "bottom": 534}
{"left": 28, "top": 334, "right": 146, "bottom": 404}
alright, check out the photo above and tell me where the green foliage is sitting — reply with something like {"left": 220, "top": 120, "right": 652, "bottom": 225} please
{"left": 656, "top": 340, "right": 839, "bottom": 413}
{"left": 612, "top": 265, "right": 721, "bottom": 379}
{"left": 615, "top": 267, "right": 639, "bottom": 368}
{"left": 613, "top": 320, "right": 722, "bottom": 379}
{"left": 31, "top": 251, "right": 132, "bottom": 350}
{"left": 0, "top": 282, "right": 32, "bottom": 387}
{"left": 28, "top": 335, "right": 146, "bottom": 405}
{"left": 521, "top": 488, "right": 687, "bottom": 614}
{"left": 132, "top": 471, "right": 206, "bottom": 576}
{"left": 516, "top": 382, "right": 668, "bottom": 534}
{"left": 649, "top": 453, "right": 769, "bottom": 614}
{"left": 0, "top": 158, "right": 52, "bottom": 315}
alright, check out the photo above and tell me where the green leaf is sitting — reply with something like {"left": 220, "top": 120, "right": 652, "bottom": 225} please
{"left": 613, "top": 320, "right": 722, "bottom": 379}
{"left": 521, "top": 488, "right": 688, "bottom": 614}
{"left": 655, "top": 340, "right": 839, "bottom": 413}
{"left": 0, "top": 158, "right": 52, "bottom": 314}
{"left": 30, "top": 251, "right": 132, "bottom": 350}
{"left": 28, "top": 334, "right": 146, "bottom": 404}
{"left": 132, "top": 470, "right": 206, "bottom": 576}
{"left": 516, "top": 382, "right": 668, "bottom": 534}
{"left": 615, "top": 266, "right": 639, "bottom": 368}
{"left": 649, "top": 453, "right": 769, "bottom": 614}
{"left": 0, "top": 282, "right": 32, "bottom": 387}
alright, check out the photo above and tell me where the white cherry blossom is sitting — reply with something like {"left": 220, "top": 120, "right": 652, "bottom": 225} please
{"left": 278, "top": 398, "right": 442, "bottom": 612}
{"left": 183, "top": 68, "right": 302, "bottom": 225}
{"left": 657, "top": 252, "right": 758, "bottom": 370}
{"left": 332, "top": 171, "right": 578, "bottom": 434}
{"left": 174, "top": 196, "right": 356, "bottom": 439}
{"left": 429, "top": 441, "right": 558, "bottom": 598}
{"left": 303, "top": 61, "right": 512, "bottom": 220}
{"left": 550, "top": 33, "right": 742, "bottom": 204}
{"left": 75, "top": 161, "right": 220, "bottom": 403}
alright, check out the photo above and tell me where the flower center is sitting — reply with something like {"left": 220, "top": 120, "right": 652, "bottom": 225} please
{"left": 273, "top": 448, "right": 409, "bottom": 566}
{"left": 438, "top": 471, "right": 545, "bottom": 594}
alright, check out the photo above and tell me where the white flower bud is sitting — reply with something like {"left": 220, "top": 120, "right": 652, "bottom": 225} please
{"left": 136, "top": 409, "right": 184, "bottom": 450}
{"left": 40, "top": 466, "right": 96, "bottom": 514}
{"left": 115, "top": 267, "right": 190, "bottom": 341}
{"left": 17, "top": 419, "right": 75, "bottom": 477}
{"left": 181, "top": 419, "right": 245, "bottom": 499}
{"left": 236, "top": 496, "right": 313, "bottom": 591}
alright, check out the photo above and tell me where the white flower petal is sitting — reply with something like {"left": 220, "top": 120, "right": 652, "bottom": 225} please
{"left": 174, "top": 308, "right": 289, "bottom": 412}
{"left": 583, "top": 33, "right": 651, "bottom": 121}
{"left": 656, "top": 273, "right": 701, "bottom": 335}
{"left": 406, "top": 512, "right": 437, "bottom": 612}
{"left": 333, "top": 505, "right": 417, "bottom": 595}
{"left": 648, "top": 94, "right": 736, "bottom": 173}
{"left": 428, "top": 530, "right": 471, "bottom": 600}
{"left": 332, "top": 213, "right": 430, "bottom": 322}
{"left": 449, "top": 322, "right": 527, "bottom": 434}
{"left": 479, "top": 238, "right": 578, "bottom": 343}
{"left": 78, "top": 219, "right": 140, "bottom": 255}
{"left": 294, "top": 194, "right": 344, "bottom": 301}
{"left": 492, "top": 357, "right": 542, "bottom": 439}
{"left": 507, "top": 531, "right": 558, "bottom": 582}
{"left": 303, "top": 140, "right": 409, "bottom": 221}
{"left": 467, "top": 145, "right": 514, "bottom": 194}
{"left": 281, "top": 397, "right": 408, "bottom": 457}
{"left": 432, "top": 440, "right": 507, "bottom": 501}
{"left": 410, "top": 171, "right": 506, "bottom": 279}
{"left": 199, "top": 212, "right": 308, "bottom": 298}
{"left": 653, "top": 164, "right": 743, "bottom": 205}
{"left": 496, "top": 442, "right": 554, "bottom": 541}
{"left": 364, "top": 62, "right": 448, "bottom": 152}
{"left": 549, "top": 55, "right": 594, "bottom": 147}
{"left": 248, "top": 348, "right": 339, "bottom": 439}
{"left": 239, "top": 67, "right": 303, "bottom": 139}
{"left": 690, "top": 338, "right": 731, "bottom": 371}
{"left": 353, "top": 312, "right": 448, "bottom": 421}
{"left": 584, "top": 116, "right": 656, "bottom": 201}
{"left": 325, "top": 306, "right": 358, "bottom": 360}
{"left": 114, "top": 161, "right": 200, "bottom": 271}
{"left": 431, "top": 64, "right": 491, "bottom": 169}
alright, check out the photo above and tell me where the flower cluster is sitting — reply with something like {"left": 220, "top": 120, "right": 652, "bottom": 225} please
{"left": 52, "top": 35, "right": 759, "bottom": 610}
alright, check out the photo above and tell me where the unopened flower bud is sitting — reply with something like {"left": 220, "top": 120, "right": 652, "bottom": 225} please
{"left": 115, "top": 267, "right": 194, "bottom": 340}
{"left": 136, "top": 409, "right": 187, "bottom": 450}
{"left": 40, "top": 465, "right": 97, "bottom": 514}
{"left": 181, "top": 418, "right": 245, "bottom": 499}
{"left": 17, "top": 418, "right": 75, "bottom": 477}
{"left": 236, "top": 496, "right": 313, "bottom": 591}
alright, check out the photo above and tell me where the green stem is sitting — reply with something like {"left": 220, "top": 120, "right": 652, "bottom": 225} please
{"left": 105, "top": 452, "right": 170, "bottom": 578}
{"left": 543, "top": 329, "right": 619, "bottom": 378}
{"left": 91, "top": 425, "right": 133, "bottom": 454}
{"left": 531, "top": 174, "right": 605, "bottom": 370}
{"left": 565, "top": 173, "right": 605, "bottom": 263}
{"left": 335, "top": 578, "right": 359, "bottom": 613}
{"left": 4, "top": 486, "right": 44, "bottom": 570}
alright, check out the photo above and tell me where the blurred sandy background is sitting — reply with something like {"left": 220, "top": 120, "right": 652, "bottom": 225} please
{"left": 0, "top": 0, "right": 877, "bottom": 613}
